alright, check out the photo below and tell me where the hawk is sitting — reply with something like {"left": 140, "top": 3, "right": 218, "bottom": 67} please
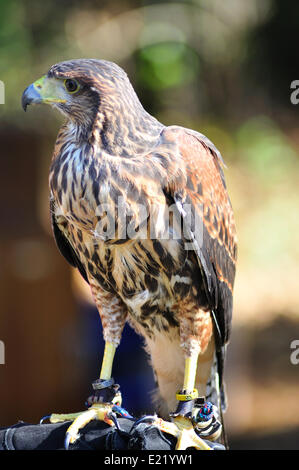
{"left": 22, "top": 59, "right": 237, "bottom": 450}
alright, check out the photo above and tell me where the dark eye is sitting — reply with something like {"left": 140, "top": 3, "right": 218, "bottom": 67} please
{"left": 64, "top": 79, "right": 80, "bottom": 93}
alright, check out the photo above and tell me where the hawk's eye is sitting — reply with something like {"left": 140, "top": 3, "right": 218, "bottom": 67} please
{"left": 64, "top": 79, "right": 80, "bottom": 94}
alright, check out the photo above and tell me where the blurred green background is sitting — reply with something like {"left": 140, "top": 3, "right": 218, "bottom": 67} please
{"left": 1, "top": 0, "right": 299, "bottom": 449}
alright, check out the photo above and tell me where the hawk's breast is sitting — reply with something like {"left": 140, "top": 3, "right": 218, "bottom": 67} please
{"left": 50, "top": 133, "right": 210, "bottom": 337}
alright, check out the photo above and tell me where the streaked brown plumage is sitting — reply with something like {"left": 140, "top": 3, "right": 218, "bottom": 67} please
{"left": 23, "top": 59, "right": 237, "bottom": 426}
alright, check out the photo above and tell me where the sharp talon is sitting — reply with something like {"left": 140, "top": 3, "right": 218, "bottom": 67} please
{"left": 39, "top": 415, "right": 51, "bottom": 424}
{"left": 48, "top": 379, "right": 132, "bottom": 448}
{"left": 129, "top": 415, "right": 157, "bottom": 434}
{"left": 64, "top": 432, "right": 72, "bottom": 450}
{"left": 134, "top": 415, "right": 156, "bottom": 426}
{"left": 154, "top": 415, "right": 213, "bottom": 450}
{"left": 107, "top": 411, "right": 121, "bottom": 430}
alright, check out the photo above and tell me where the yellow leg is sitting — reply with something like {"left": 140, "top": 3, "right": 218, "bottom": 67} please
{"left": 100, "top": 341, "right": 116, "bottom": 380}
{"left": 183, "top": 352, "right": 199, "bottom": 393}
{"left": 63, "top": 341, "right": 118, "bottom": 446}
{"left": 47, "top": 341, "right": 119, "bottom": 448}
{"left": 176, "top": 352, "right": 199, "bottom": 402}
{"left": 155, "top": 351, "right": 216, "bottom": 450}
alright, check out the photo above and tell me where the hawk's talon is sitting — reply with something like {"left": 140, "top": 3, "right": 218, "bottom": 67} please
{"left": 40, "top": 379, "right": 126, "bottom": 449}
{"left": 64, "top": 432, "right": 72, "bottom": 450}
{"left": 129, "top": 415, "right": 157, "bottom": 435}
{"left": 61, "top": 403, "right": 116, "bottom": 449}
{"left": 154, "top": 399, "right": 223, "bottom": 450}
{"left": 39, "top": 414, "right": 51, "bottom": 424}
{"left": 154, "top": 415, "right": 213, "bottom": 450}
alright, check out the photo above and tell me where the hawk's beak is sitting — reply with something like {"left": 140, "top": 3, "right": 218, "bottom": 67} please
{"left": 22, "top": 75, "right": 66, "bottom": 111}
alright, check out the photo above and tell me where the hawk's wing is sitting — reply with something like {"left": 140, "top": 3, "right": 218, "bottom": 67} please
{"left": 163, "top": 127, "right": 237, "bottom": 349}
{"left": 50, "top": 199, "right": 89, "bottom": 284}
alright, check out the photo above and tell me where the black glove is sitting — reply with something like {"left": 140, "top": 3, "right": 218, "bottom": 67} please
{"left": 0, "top": 419, "right": 225, "bottom": 450}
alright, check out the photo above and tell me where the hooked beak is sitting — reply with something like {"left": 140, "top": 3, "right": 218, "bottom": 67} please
{"left": 22, "top": 83, "right": 43, "bottom": 111}
{"left": 22, "top": 75, "right": 66, "bottom": 111}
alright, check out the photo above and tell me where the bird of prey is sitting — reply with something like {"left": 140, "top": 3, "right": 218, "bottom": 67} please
{"left": 22, "top": 59, "right": 237, "bottom": 450}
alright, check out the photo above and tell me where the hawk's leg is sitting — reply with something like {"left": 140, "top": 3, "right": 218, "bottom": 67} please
{"left": 154, "top": 310, "right": 223, "bottom": 450}
{"left": 46, "top": 283, "right": 129, "bottom": 448}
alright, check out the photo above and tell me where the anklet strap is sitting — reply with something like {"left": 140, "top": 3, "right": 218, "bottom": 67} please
{"left": 176, "top": 389, "right": 198, "bottom": 401}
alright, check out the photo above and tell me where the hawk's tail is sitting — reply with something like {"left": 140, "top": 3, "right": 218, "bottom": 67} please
{"left": 206, "top": 348, "right": 229, "bottom": 448}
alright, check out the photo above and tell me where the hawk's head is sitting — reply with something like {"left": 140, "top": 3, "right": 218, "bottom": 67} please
{"left": 22, "top": 59, "right": 132, "bottom": 127}
{"left": 22, "top": 59, "right": 162, "bottom": 150}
